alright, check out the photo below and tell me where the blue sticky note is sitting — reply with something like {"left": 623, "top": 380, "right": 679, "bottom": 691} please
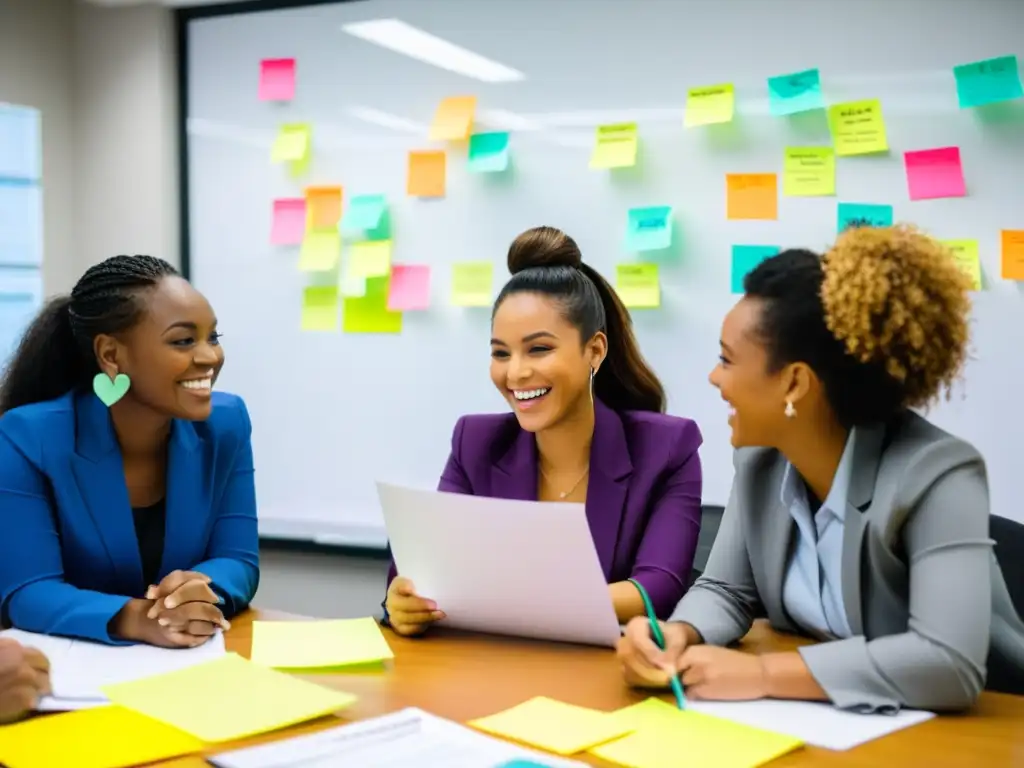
{"left": 953, "top": 55, "right": 1023, "bottom": 108}
{"left": 625, "top": 206, "right": 673, "bottom": 252}
{"left": 0, "top": 180, "right": 43, "bottom": 267}
{"left": 467, "top": 132, "right": 510, "bottom": 173}
{"left": 731, "top": 245, "right": 780, "bottom": 293}
{"left": 837, "top": 203, "right": 893, "bottom": 233}
{"left": 342, "top": 194, "right": 387, "bottom": 234}
{"left": 767, "top": 68, "right": 824, "bottom": 115}
{"left": 0, "top": 104, "right": 41, "bottom": 181}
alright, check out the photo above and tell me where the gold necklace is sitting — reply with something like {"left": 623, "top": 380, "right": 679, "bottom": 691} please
{"left": 542, "top": 466, "right": 590, "bottom": 499}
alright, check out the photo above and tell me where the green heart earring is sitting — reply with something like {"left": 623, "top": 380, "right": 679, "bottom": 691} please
{"left": 93, "top": 372, "right": 131, "bottom": 407}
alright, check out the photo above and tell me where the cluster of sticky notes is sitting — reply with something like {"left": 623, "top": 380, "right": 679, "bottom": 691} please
{"left": 251, "top": 617, "right": 395, "bottom": 670}
{"left": 468, "top": 696, "right": 804, "bottom": 768}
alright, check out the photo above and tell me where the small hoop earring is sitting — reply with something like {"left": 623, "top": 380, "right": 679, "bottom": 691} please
{"left": 784, "top": 400, "right": 796, "bottom": 418}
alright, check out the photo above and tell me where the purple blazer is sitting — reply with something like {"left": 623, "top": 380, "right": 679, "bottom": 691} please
{"left": 385, "top": 399, "right": 704, "bottom": 619}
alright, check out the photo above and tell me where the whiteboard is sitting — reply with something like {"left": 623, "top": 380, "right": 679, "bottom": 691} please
{"left": 181, "top": 0, "right": 1024, "bottom": 545}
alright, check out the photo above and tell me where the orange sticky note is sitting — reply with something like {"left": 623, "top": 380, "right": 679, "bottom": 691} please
{"left": 407, "top": 151, "right": 446, "bottom": 197}
{"left": 1002, "top": 230, "right": 1024, "bottom": 280}
{"left": 429, "top": 96, "right": 476, "bottom": 141}
{"left": 305, "top": 186, "right": 342, "bottom": 230}
{"left": 726, "top": 173, "right": 778, "bottom": 220}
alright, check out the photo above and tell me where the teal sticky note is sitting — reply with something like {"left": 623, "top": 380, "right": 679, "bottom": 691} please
{"left": 953, "top": 55, "right": 1023, "bottom": 108}
{"left": 467, "top": 132, "right": 510, "bottom": 172}
{"left": 731, "top": 245, "right": 779, "bottom": 293}
{"left": 625, "top": 206, "right": 673, "bottom": 252}
{"left": 342, "top": 194, "right": 387, "bottom": 234}
{"left": 767, "top": 68, "right": 824, "bottom": 115}
{"left": 837, "top": 203, "right": 893, "bottom": 233}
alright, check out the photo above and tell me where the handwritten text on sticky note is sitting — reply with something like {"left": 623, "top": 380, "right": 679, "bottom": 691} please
{"left": 685, "top": 84, "right": 735, "bottom": 127}
{"left": 828, "top": 99, "right": 887, "bottom": 156}
{"left": 625, "top": 206, "right": 673, "bottom": 252}
{"left": 768, "top": 68, "right": 824, "bottom": 115}
{"left": 837, "top": 203, "right": 893, "bottom": 232}
{"left": 615, "top": 264, "right": 660, "bottom": 308}
{"left": 953, "top": 55, "right": 1023, "bottom": 108}
{"left": 589, "top": 123, "right": 638, "bottom": 169}
{"left": 904, "top": 147, "right": 966, "bottom": 200}
{"left": 1001, "top": 230, "right": 1024, "bottom": 281}
{"left": 943, "top": 240, "right": 982, "bottom": 291}
{"left": 783, "top": 147, "right": 835, "bottom": 196}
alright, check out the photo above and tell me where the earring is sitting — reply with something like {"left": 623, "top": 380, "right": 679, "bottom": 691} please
{"left": 93, "top": 371, "right": 131, "bottom": 408}
{"left": 589, "top": 367, "right": 596, "bottom": 401}
{"left": 784, "top": 400, "right": 796, "bottom": 418}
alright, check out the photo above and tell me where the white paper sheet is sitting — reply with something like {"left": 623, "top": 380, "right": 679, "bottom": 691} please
{"left": 377, "top": 482, "right": 621, "bottom": 647}
{"left": 208, "top": 707, "right": 587, "bottom": 768}
{"left": 0, "top": 627, "right": 226, "bottom": 710}
{"left": 689, "top": 698, "right": 935, "bottom": 750}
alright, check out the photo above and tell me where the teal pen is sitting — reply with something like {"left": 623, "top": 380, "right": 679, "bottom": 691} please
{"left": 628, "top": 578, "right": 687, "bottom": 710}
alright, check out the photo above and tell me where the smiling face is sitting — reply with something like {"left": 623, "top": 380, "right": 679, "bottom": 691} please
{"left": 95, "top": 276, "right": 225, "bottom": 421}
{"left": 490, "top": 292, "right": 606, "bottom": 433}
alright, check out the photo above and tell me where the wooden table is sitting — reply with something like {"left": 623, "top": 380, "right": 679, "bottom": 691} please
{"left": 160, "top": 609, "right": 1024, "bottom": 767}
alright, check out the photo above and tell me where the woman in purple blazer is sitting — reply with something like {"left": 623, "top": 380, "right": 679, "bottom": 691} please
{"left": 385, "top": 226, "right": 704, "bottom": 636}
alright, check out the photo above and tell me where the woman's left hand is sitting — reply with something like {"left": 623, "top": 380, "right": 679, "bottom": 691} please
{"left": 146, "top": 570, "right": 229, "bottom": 634}
{"left": 677, "top": 646, "right": 769, "bottom": 701}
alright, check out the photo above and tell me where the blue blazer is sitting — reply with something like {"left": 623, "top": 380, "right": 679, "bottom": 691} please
{"left": 0, "top": 390, "right": 260, "bottom": 644}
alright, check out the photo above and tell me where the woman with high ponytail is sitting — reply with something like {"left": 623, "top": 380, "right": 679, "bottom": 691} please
{"left": 383, "top": 226, "right": 704, "bottom": 637}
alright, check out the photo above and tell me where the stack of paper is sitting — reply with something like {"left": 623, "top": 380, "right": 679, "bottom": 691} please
{"left": 0, "top": 627, "right": 226, "bottom": 711}
{"left": 250, "top": 617, "right": 394, "bottom": 671}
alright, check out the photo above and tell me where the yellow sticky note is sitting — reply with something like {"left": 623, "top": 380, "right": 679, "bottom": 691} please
{"left": 685, "top": 83, "right": 735, "bottom": 127}
{"left": 102, "top": 653, "right": 356, "bottom": 743}
{"left": 451, "top": 261, "right": 494, "bottom": 306}
{"left": 407, "top": 150, "right": 446, "bottom": 197}
{"left": 469, "top": 696, "right": 632, "bottom": 755}
{"left": 251, "top": 618, "right": 395, "bottom": 670}
{"left": 349, "top": 240, "right": 392, "bottom": 278}
{"left": 727, "top": 173, "right": 778, "bottom": 220}
{"left": 429, "top": 95, "right": 477, "bottom": 140}
{"left": 943, "top": 239, "right": 982, "bottom": 290}
{"left": 589, "top": 123, "right": 638, "bottom": 169}
{"left": 301, "top": 286, "right": 339, "bottom": 331}
{"left": 828, "top": 99, "right": 888, "bottom": 156}
{"left": 271, "top": 123, "right": 311, "bottom": 177}
{"left": 783, "top": 147, "right": 835, "bottom": 196}
{"left": 299, "top": 230, "right": 340, "bottom": 272}
{"left": 592, "top": 698, "right": 804, "bottom": 768}
{"left": 1001, "top": 230, "right": 1024, "bottom": 280}
{"left": 343, "top": 275, "right": 403, "bottom": 334}
{"left": 615, "top": 264, "right": 660, "bottom": 308}
{"left": 0, "top": 704, "right": 204, "bottom": 768}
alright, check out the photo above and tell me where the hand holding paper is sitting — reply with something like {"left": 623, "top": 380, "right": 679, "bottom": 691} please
{"left": 386, "top": 576, "right": 445, "bottom": 637}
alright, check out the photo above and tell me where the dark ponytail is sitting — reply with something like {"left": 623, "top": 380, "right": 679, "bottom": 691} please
{"left": 494, "top": 226, "right": 666, "bottom": 413}
{"left": 0, "top": 254, "right": 178, "bottom": 415}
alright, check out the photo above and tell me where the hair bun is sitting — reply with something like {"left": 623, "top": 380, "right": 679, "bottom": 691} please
{"left": 507, "top": 226, "right": 583, "bottom": 275}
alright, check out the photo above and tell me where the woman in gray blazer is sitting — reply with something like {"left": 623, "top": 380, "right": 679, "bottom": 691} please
{"left": 618, "top": 224, "right": 1024, "bottom": 713}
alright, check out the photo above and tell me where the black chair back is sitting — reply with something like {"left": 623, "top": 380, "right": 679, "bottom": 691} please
{"left": 689, "top": 504, "right": 724, "bottom": 586}
{"left": 991, "top": 515, "right": 1024, "bottom": 619}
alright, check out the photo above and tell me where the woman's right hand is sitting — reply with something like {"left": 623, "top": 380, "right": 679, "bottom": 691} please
{"left": 616, "top": 616, "right": 690, "bottom": 688}
{"left": 112, "top": 598, "right": 219, "bottom": 648}
{"left": 385, "top": 577, "right": 445, "bottom": 637}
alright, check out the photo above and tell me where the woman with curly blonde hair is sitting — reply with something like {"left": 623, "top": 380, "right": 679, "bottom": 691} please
{"left": 618, "top": 225, "right": 1024, "bottom": 712}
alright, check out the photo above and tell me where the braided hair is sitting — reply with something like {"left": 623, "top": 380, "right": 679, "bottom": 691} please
{"left": 0, "top": 255, "right": 178, "bottom": 415}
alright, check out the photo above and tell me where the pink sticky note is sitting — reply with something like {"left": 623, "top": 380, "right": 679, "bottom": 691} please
{"left": 259, "top": 58, "right": 296, "bottom": 101}
{"left": 387, "top": 264, "right": 431, "bottom": 311}
{"left": 904, "top": 147, "right": 966, "bottom": 201}
{"left": 270, "top": 198, "right": 306, "bottom": 245}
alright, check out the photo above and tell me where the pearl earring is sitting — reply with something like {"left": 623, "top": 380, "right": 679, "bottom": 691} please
{"left": 784, "top": 400, "right": 796, "bottom": 418}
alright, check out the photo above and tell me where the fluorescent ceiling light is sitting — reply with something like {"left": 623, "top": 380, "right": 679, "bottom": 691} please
{"left": 341, "top": 19, "right": 525, "bottom": 83}
{"left": 347, "top": 106, "right": 426, "bottom": 133}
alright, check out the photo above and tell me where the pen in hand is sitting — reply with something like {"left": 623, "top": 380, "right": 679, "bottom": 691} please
{"left": 627, "top": 578, "right": 687, "bottom": 710}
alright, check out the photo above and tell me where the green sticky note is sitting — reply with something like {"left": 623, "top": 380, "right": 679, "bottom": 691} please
{"left": 342, "top": 194, "right": 387, "bottom": 234}
{"left": 343, "top": 276, "right": 402, "bottom": 333}
{"left": 451, "top": 262, "right": 494, "bottom": 306}
{"left": 837, "top": 203, "right": 893, "bottom": 232}
{"left": 298, "top": 231, "right": 340, "bottom": 272}
{"left": 301, "top": 286, "right": 339, "bottom": 331}
{"left": 468, "top": 132, "right": 510, "bottom": 172}
{"left": 625, "top": 206, "right": 673, "bottom": 251}
{"left": 731, "top": 246, "right": 779, "bottom": 293}
{"left": 953, "top": 55, "right": 1023, "bottom": 108}
{"left": 349, "top": 240, "right": 391, "bottom": 278}
{"left": 768, "top": 68, "right": 824, "bottom": 115}
{"left": 615, "top": 264, "right": 660, "bottom": 308}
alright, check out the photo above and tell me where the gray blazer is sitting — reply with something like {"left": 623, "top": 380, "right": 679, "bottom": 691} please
{"left": 669, "top": 411, "right": 1024, "bottom": 713}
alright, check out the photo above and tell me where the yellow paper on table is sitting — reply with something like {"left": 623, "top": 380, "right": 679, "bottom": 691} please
{"left": 451, "top": 261, "right": 494, "bottom": 306}
{"left": 943, "top": 239, "right": 982, "bottom": 290}
{"left": 684, "top": 83, "right": 735, "bottom": 127}
{"left": 298, "top": 230, "right": 340, "bottom": 272}
{"left": 102, "top": 653, "right": 355, "bottom": 743}
{"left": 469, "top": 696, "right": 633, "bottom": 755}
{"left": 251, "top": 617, "right": 395, "bottom": 670}
{"left": 589, "top": 123, "right": 638, "bottom": 169}
{"left": 0, "top": 704, "right": 204, "bottom": 768}
{"left": 828, "top": 99, "right": 887, "bottom": 156}
{"left": 429, "top": 95, "right": 477, "bottom": 140}
{"left": 615, "top": 264, "right": 660, "bottom": 308}
{"left": 591, "top": 697, "right": 804, "bottom": 768}
{"left": 343, "top": 275, "right": 403, "bottom": 334}
{"left": 349, "top": 240, "right": 392, "bottom": 278}
{"left": 783, "top": 147, "right": 835, "bottom": 196}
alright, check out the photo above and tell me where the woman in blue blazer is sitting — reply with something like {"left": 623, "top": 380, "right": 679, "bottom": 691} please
{"left": 0, "top": 255, "right": 259, "bottom": 647}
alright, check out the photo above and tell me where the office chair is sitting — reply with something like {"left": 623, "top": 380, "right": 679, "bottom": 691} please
{"left": 987, "top": 514, "right": 1024, "bottom": 696}
{"left": 689, "top": 504, "right": 724, "bottom": 586}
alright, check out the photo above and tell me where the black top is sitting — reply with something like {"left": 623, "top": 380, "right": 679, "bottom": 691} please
{"left": 132, "top": 499, "right": 167, "bottom": 589}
